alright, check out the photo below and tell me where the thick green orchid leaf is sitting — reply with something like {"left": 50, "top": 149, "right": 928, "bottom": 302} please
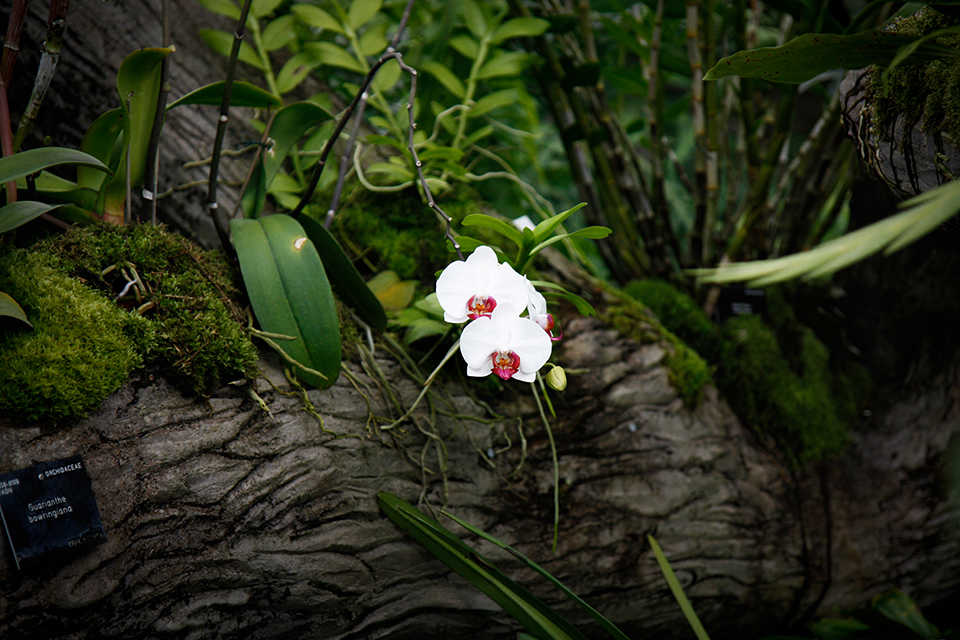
{"left": 0, "top": 201, "right": 65, "bottom": 234}
{"left": 461, "top": 213, "right": 523, "bottom": 249}
{"left": 232, "top": 215, "right": 341, "bottom": 388}
{"left": 100, "top": 47, "right": 174, "bottom": 221}
{"left": 704, "top": 29, "right": 957, "bottom": 83}
{"left": 167, "top": 81, "right": 283, "bottom": 109}
{"left": 0, "top": 147, "right": 110, "bottom": 185}
{"left": 531, "top": 202, "right": 587, "bottom": 243}
{"left": 377, "top": 493, "right": 588, "bottom": 640}
{"left": 0, "top": 292, "right": 32, "bottom": 328}
{"left": 77, "top": 109, "right": 124, "bottom": 192}
{"left": 296, "top": 214, "right": 386, "bottom": 332}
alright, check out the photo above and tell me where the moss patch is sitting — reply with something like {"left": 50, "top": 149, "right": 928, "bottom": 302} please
{"left": 0, "top": 224, "right": 259, "bottom": 424}
{"left": 622, "top": 279, "right": 870, "bottom": 466}
{"left": 0, "top": 250, "right": 152, "bottom": 423}
{"left": 867, "top": 7, "right": 960, "bottom": 143}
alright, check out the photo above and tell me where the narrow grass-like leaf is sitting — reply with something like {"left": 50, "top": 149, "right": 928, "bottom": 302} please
{"left": 692, "top": 179, "right": 960, "bottom": 286}
{"left": 421, "top": 60, "right": 466, "bottom": 99}
{"left": 443, "top": 510, "right": 631, "bottom": 640}
{"left": 0, "top": 292, "right": 33, "bottom": 328}
{"left": 168, "top": 81, "right": 282, "bottom": 109}
{"left": 648, "top": 536, "right": 711, "bottom": 640}
{"left": 297, "top": 214, "right": 386, "bottom": 332}
{"left": 704, "top": 30, "right": 953, "bottom": 83}
{"left": 0, "top": 201, "right": 65, "bottom": 234}
{"left": 377, "top": 493, "right": 588, "bottom": 640}
{"left": 531, "top": 281, "right": 596, "bottom": 317}
{"left": 232, "top": 215, "right": 341, "bottom": 387}
{"left": 872, "top": 590, "right": 940, "bottom": 638}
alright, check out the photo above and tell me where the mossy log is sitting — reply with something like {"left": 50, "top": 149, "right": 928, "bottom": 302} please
{"left": 1, "top": 307, "right": 958, "bottom": 639}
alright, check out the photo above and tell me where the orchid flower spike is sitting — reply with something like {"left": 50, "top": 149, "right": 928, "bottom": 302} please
{"left": 459, "top": 304, "right": 552, "bottom": 382}
{"left": 436, "top": 246, "right": 529, "bottom": 323}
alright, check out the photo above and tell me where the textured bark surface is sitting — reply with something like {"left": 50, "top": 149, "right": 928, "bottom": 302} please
{"left": 1, "top": 308, "right": 958, "bottom": 640}
{"left": 840, "top": 69, "right": 960, "bottom": 200}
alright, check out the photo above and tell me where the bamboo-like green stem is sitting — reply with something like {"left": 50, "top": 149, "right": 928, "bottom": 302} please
{"left": 701, "top": 0, "right": 719, "bottom": 265}
{"left": 206, "top": 0, "right": 255, "bottom": 254}
{"left": 687, "top": 0, "right": 708, "bottom": 265}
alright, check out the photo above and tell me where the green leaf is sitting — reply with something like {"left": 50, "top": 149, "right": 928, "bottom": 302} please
{"left": 292, "top": 4, "right": 344, "bottom": 33}
{"left": 304, "top": 41, "right": 366, "bottom": 73}
{"left": 531, "top": 202, "right": 587, "bottom": 244}
{"left": 449, "top": 35, "right": 480, "bottom": 60}
{"left": 348, "top": 0, "right": 382, "bottom": 30}
{"left": 77, "top": 109, "right": 124, "bottom": 192}
{"left": 261, "top": 14, "right": 297, "bottom": 51}
{"left": 421, "top": 60, "right": 466, "bottom": 99}
{"left": 648, "top": 536, "right": 712, "bottom": 640}
{"left": 377, "top": 493, "right": 588, "bottom": 640}
{"left": 365, "top": 270, "right": 416, "bottom": 311}
{"left": 477, "top": 52, "right": 534, "bottom": 80}
{"left": 232, "top": 215, "right": 341, "bottom": 388}
{"left": 260, "top": 101, "right": 333, "bottom": 190}
{"left": 358, "top": 21, "right": 388, "bottom": 56}
{"left": 251, "top": 0, "right": 285, "bottom": 18}
{"left": 442, "top": 509, "right": 630, "bottom": 640}
{"left": 196, "top": 0, "right": 240, "bottom": 20}
{"left": 872, "top": 590, "right": 940, "bottom": 638}
{"left": 200, "top": 29, "right": 267, "bottom": 69}
{"left": 490, "top": 17, "right": 550, "bottom": 44}
{"left": 167, "top": 81, "right": 282, "bottom": 109}
{"left": 0, "top": 201, "right": 65, "bottom": 234}
{"left": 531, "top": 281, "right": 596, "bottom": 317}
{"left": 0, "top": 291, "right": 32, "bottom": 329}
{"left": 691, "top": 179, "right": 960, "bottom": 286}
{"left": 459, "top": 0, "right": 487, "bottom": 40}
{"left": 704, "top": 29, "right": 956, "bottom": 83}
{"left": 0, "top": 147, "right": 111, "bottom": 185}
{"left": 100, "top": 47, "right": 174, "bottom": 220}
{"left": 241, "top": 153, "right": 268, "bottom": 218}
{"left": 296, "top": 215, "right": 387, "bottom": 332}
{"left": 276, "top": 49, "right": 325, "bottom": 94}
{"left": 471, "top": 89, "right": 518, "bottom": 118}
{"left": 461, "top": 213, "right": 524, "bottom": 250}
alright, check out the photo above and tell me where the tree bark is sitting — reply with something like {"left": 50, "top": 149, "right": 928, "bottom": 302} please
{"left": 1, "top": 301, "right": 958, "bottom": 639}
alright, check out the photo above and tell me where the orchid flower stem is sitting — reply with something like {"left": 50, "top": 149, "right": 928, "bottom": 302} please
{"left": 532, "top": 375, "right": 560, "bottom": 551}
{"left": 382, "top": 339, "right": 461, "bottom": 430}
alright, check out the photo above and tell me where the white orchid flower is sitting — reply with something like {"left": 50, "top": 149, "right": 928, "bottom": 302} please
{"left": 459, "top": 305, "right": 552, "bottom": 382}
{"left": 526, "top": 281, "right": 559, "bottom": 339}
{"left": 435, "top": 246, "right": 529, "bottom": 323}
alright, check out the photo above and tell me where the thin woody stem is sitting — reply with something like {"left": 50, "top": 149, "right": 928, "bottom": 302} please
{"left": 206, "top": 0, "right": 255, "bottom": 254}
{"left": 0, "top": 0, "right": 28, "bottom": 203}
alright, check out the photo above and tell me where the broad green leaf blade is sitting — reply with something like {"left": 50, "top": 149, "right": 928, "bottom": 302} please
{"left": 296, "top": 214, "right": 387, "bottom": 332}
{"left": 531, "top": 280, "right": 596, "bottom": 317}
{"left": 0, "top": 291, "right": 33, "bottom": 328}
{"left": 461, "top": 213, "right": 524, "bottom": 250}
{"left": 490, "top": 17, "right": 550, "bottom": 44}
{"left": 304, "top": 41, "right": 365, "bottom": 74}
{"left": 365, "top": 270, "right": 415, "bottom": 311}
{"left": 232, "top": 215, "right": 341, "bottom": 387}
{"left": 78, "top": 109, "right": 124, "bottom": 191}
{"left": 648, "top": 536, "right": 711, "bottom": 640}
{"left": 692, "top": 179, "right": 960, "bottom": 286}
{"left": 262, "top": 101, "right": 333, "bottom": 188}
{"left": 377, "top": 493, "right": 588, "bottom": 640}
{"left": 531, "top": 203, "right": 588, "bottom": 243}
{"left": 442, "top": 510, "right": 631, "bottom": 640}
{"left": 241, "top": 154, "right": 268, "bottom": 218}
{"left": 704, "top": 30, "right": 951, "bottom": 83}
{"left": 261, "top": 14, "right": 297, "bottom": 51}
{"left": 199, "top": 29, "right": 267, "bottom": 69}
{"left": 167, "top": 81, "right": 282, "bottom": 109}
{"left": 291, "top": 4, "right": 344, "bottom": 33}
{"left": 101, "top": 47, "right": 174, "bottom": 220}
{"left": 477, "top": 52, "right": 534, "bottom": 80}
{"left": 0, "top": 147, "right": 111, "bottom": 185}
{"left": 196, "top": 0, "right": 240, "bottom": 20}
{"left": 251, "top": 0, "right": 285, "bottom": 18}
{"left": 0, "top": 201, "right": 65, "bottom": 234}
{"left": 872, "top": 590, "right": 940, "bottom": 638}
{"left": 348, "top": 0, "right": 382, "bottom": 30}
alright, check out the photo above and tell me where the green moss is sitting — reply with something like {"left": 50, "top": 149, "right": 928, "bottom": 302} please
{"left": 867, "top": 7, "right": 960, "bottom": 143}
{"left": 603, "top": 298, "right": 711, "bottom": 407}
{"left": 39, "top": 224, "right": 259, "bottom": 394}
{"left": 0, "top": 250, "right": 152, "bottom": 423}
{"left": 624, "top": 278, "right": 725, "bottom": 364}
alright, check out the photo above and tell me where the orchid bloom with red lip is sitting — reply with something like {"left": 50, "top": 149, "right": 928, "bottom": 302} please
{"left": 435, "top": 246, "right": 529, "bottom": 324}
{"left": 459, "top": 305, "right": 552, "bottom": 382}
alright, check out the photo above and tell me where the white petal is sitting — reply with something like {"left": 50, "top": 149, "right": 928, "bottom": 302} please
{"left": 489, "top": 263, "right": 530, "bottom": 311}
{"left": 435, "top": 247, "right": 503, "bottom": 323}
{"left": 460, "top": 317, "right": 501, "bottom": 368}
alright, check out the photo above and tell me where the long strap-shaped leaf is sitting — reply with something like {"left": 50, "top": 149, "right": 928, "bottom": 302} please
{"left": 232, "top": 215, "right": 341, "bottom": 388}
{"left": 377, "top": 493, "right": 589, "bottom": 640}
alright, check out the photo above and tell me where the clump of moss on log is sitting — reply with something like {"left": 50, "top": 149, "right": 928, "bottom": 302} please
{"left": 0, "top": 224, "right": 259, "bottom": 424}
{"left": 623, "top": 279, "right": 870, "bottom": 466}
